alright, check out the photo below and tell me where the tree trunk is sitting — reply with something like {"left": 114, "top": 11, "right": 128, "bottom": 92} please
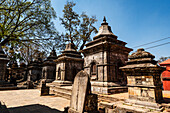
{"left": 0, "top": 37, "right": 10, "bottom": 46}
{"left": 80, "top": 40, "right": 86, "bottom": 50}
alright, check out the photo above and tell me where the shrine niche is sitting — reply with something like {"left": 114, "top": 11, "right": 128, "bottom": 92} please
{"left": 81, "top": 17, "right": 133, "bottom": 94}
{"left": 90, "top": 60, "right": 98, "bottom": 81}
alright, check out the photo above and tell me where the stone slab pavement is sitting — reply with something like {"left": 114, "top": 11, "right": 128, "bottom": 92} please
{"left": 0, "top": 89, "right": 170, "bottom": 113}
{"left": 0, "top": 89, "right": 70, "bottom": 113}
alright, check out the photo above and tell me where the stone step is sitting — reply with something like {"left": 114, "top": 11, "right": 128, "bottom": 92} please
{"left": 50, "top": 86, "right": 72, "bottom": 94}
{"left": 0, "top": 83, "right": 14, "bottom": 87}
{"left": 52, "top": 89, "right": 71, "bottom": 100}
{"left": 98, "top": 95, "right": 124, "bottom": 103}
{"left": 0, "top": 86, "right": 18, "bottom": 90}
{"left": 49, "top": 85, "right": 72, "bottom": 99}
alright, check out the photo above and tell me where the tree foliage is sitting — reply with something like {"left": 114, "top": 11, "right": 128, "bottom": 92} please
{"left": 59, "top": 1, "right": 79, "bottom": 44}
{"left": 158, "top": 56, "right": 170, "bottom": 63}
{"left": 79, "top": 12, "right": 97, "bottom": 50}
{"left": 0, "top": 0, "right": 57, "bottom": 63}
{"left": 60, "top": 1, "right": 97, "bottom": 50}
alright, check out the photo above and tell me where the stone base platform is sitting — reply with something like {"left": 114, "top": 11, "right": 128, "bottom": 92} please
{"left": 91, "top": 81, "right": 128, "bottom": 94}
{"left": 91, "top": 86, "right": 128, "bottom": 94}
{"left": 47, "top": 84, "right": 128, "bottom": 103}
{"left": 0, "top": 81, "right": 20, "bottom": 91}
{"left": 50, "top": 80, "right": 72, "bottom": 86}
{"left": 47, "top": 84, "right": 72, "bottom": 99}
{"left": 49, "top": 81, "right": 127, "bottom": 95}
{"left": 0, "top": 81, "right": 14, "bottom": 87}
{"left": 99, "top": 101, "right": 164, "bottom": 113}
{"left": 115, "top": 102, "right": 163, "bottom": 113}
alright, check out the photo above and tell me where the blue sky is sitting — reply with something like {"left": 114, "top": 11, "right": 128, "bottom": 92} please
{"left": 51, "top": 0, "right": 170, "bottom": 60}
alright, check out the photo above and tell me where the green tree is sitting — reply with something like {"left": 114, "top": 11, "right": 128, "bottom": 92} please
{"left": 60, "top": 1, "right": 97, "bottom": 50}
{"left": 0, "top": 0, "right": 57, "bottom": 62}
{"left": 60, "top": 1, "right": 80, "bottom": 44}
{"left": 158, "top": 56, "right": 170, "bottom": 63}
{"left": 79, "top": 12, "right": 97, "bottom": 50}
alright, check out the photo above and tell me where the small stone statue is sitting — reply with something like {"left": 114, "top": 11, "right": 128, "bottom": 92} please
{"left": 40, "top": 79, "right": 49, "bottom": 96}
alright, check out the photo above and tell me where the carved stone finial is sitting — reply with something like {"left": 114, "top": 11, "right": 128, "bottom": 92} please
{"left": 101, "top": 16, "right": 108, "bottom": 26}
{"left": 103, "top": 16, "right": 106, "bottom": 23}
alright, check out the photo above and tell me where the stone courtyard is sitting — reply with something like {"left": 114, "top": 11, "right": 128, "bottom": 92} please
{"left": 0, "top": 89, "right": 69, "bottom": 113}
{"left": 0, "top": 89, "right": 170, "bottom": 113}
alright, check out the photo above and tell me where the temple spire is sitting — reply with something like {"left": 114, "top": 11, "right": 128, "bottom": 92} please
{"left": 101, "top": 16, "right": 108, "bottom": 25}
{"left": 103, "top": 16, "right": 106, "bottom": 23}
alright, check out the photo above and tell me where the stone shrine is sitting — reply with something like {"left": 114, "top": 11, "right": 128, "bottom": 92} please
{"left": 53, "top": 43, "right": 83, "bottom": 85}
{"left": 117, "top": 48, "right": 165, "bottom": 112}
{"left": 28, "top": 54, "right": 42, "bottom": 82}
{"left": 159, "top": 59, "right": 170, "bottom": 91}
{"left": 0, "top": 44, "right": 9, "bottom": 84}
{"left": 68, "top": 70, "right": 98, "bottom": 113}
{"left": 8, "top": 62, "right": 27, "bottom": 84}
{"left": 42, "top": 48, "right": 57, "bottom": 83}
{"left": 81, "top": 17, "right": 133, "bottom": 94}
{"left": 120, "top": 48, "right": 164, "bottom": 103}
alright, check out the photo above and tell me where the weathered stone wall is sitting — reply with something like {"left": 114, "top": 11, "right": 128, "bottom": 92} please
{"left": 0, "top": 61, "right": 7, "bottom": 80}
{"left": 56, "top": 60, "right": 83, "bottom": 81}
{"left": 29, "top": 69, "right": 42, "bottom": 81}
{"left": 11, "top": 69, "right": 27, "bottom": 81}
{"left": 65, "top": 60, "right": 83, "bottom": 81}
{"left": 84, "top": 51, "right": 103, "bottom": 68}
{"left": 127, "top": 74, "right": 163, "bottom": 102}
{"left": 84, "top": 51, "right": 104, "bottom": 81}
{"left": 42, "top": 66, "right": 56, "bottom": 80}
{"left": 84, "top": 48, "right": 128, "bottom": 83}
{"left": 128, "top": 75, "right": 155, "bottom": 85}
{"left": 108, "top": 51, "right": 128, "bottom": 82}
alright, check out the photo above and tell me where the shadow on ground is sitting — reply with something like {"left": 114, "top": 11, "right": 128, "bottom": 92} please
{"left": 162, "top": 97, "right": 170, "bottom": 103}
{"left": 8, "top": 104, "right": 62, "bottom": 113}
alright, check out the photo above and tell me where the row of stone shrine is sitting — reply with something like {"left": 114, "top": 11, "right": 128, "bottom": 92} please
{"left": 2, "top": 17, "right": 163, "bottom": 95}
{"left": 0, "top": 17, "right": 133, "bottom": 94}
